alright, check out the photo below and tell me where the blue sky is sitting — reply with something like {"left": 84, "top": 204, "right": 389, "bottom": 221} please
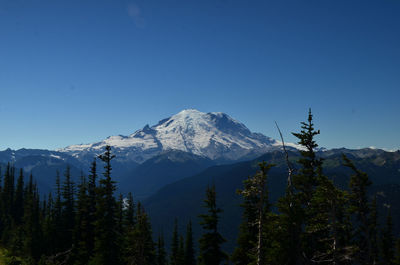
{"left": 0, "top": 0, "right": 399, "bottom": 151}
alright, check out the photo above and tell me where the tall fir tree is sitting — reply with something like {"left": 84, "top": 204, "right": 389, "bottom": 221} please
{"left": 178, "top": 235, "right": 185, "bottom": 265}
{"left": 87, "top": 158, "right": 97, "bottom": 257}
{"left": 369, "top": 195, "right": 379, "bottom": 264}
{"left": 73, "top": 174, "right": 91, "bottom": 265}
{"left": 61, "top": 165, "right": 75, "bottom": 251}
{"left": 157, "top": 233, "right": 167, "bottom": 265}
{"left": 22, "top": 174, "right": 43, "bottom": 262}
{"left": 14, "top": 168, "right": 25, "bottom": 225}
{"left": 275, "top": 109, "right": 323, "bottom": 265}
{"left": 198, "top": 185, "right": 227, "bottom": 265}
{"left": 90, "top": 145, "right": 121, "bottom": 265}
{"left": 381, "top": 209, "right": 395, "bottom": 265}
{"left": 170, "top": 218, "right": 180, "bottom": 265}
{"left": 343, "top": 154, "right": 372, "bottom": 264}
{"left": 125, "top": 202, "right": 156, "bottom": 265}
{"left": 232, "top": 162, "right": 274, "bottom": 265}
{"left": 184, "top": 220, "right": 196, "bottom": 265}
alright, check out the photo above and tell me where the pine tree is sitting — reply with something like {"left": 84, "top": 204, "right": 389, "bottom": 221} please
{"left": 53, "top": 170, "right": 64, "bottom": 253}
{"left": 42, "top": 193, "right": 56, "bottom": 256}
{"left": 1, "top": 163, "right": 15, "bottom": 242}
{"left": 125, "top": 202, "right": 156, "bottom": 265}
{"left": 343, "top": 154, "right": 372, "bottom": 264}
{"left": 184, "top": 220, "right": 196, "bottom": 265}
{"left": 90, "top": 145, "right": 121, "bottom": 265}
{"left": 178, "top": 235, "right": 185, "bottom": 265}
{"left": 61, "top": 165, "right": 75, "bottom": 251}
{"left": 22, "top": 174, "right": 43, "bottom": 261}
{"left": 74, "top": 174, "right": 91, "bottom": 265}
{"left": 274, "top": 109, "right": 323, "bottom": 265}
{"left": 370, "top": 195, "right": 379, "bottom": 264}
{"left": 381, "top": 209, "right": 395, "bottom": 265}
{"left": 14, "top": 168, "right": 24, "bottom": 225}
{"left": 87, "top": 158, "right": 97, "bottom": 257}
{"left": 124, "top": 192, "right": 135, "bottom": 228}
{"left": 307, "top": 171, "right": 353, "bottom": 264}
{"left": 171, "top": 218, "right": 180, "bottom": 265}
{"left": 198, "top": 185, "right": 227, "bottom": 265}
{"left": 232, "top": 162, "right": 274, "bottom": 265}
{"left": 157, "top": 233, "right": 168, "bottom": 265}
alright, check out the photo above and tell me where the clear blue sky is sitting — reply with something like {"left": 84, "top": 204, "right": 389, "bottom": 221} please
{"left": 0, "top": 0, "right": 399, "bottom": 151}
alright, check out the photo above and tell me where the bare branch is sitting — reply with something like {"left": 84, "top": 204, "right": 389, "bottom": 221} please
{"left": 274, "top": 121, "right": 295, "bottom": 192}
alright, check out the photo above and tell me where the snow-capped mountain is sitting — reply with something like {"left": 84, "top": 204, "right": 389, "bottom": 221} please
{"left": 59, "top": 109, "right": 289, "bottom": 163}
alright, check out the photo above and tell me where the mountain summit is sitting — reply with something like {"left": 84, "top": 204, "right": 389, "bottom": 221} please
{"left": 60, "top": 109, "right": 284, "bottom": 163}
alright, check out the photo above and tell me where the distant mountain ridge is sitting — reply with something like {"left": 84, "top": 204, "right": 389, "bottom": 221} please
{"left": 0, "top": 109, "right": 398, "bottom": 198}
{"left": 58, "top": 109, "right": 294, "bottom": 164}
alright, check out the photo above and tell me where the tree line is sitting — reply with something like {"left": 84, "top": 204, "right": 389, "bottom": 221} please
{"left": 0, "top": 111, "right": 399, "bottom": 265}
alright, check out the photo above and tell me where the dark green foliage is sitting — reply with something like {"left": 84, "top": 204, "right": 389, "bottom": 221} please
{"left": 86, "top": 159, "right": 97, "bottom": 257}
{"left": 1, "top": 113, "right": 399, "bottom": 265}
{"left": 14, "top": 169, "right": 24, "bottom": 225}
{"left": 381, "top": 209, "right": 395, "bottom": 265}
{"left": 170, "top": 218, "right": 180, "bottom": 265}
{"left": 0, "top": 146, "right": 161, "bottom": 265}
{"left": 343, "top": 154, "right": 372, "bottom": 264}
{"left": 61, "top": 165, "right": 75, "bottom": 251}
{"left": 73, "top": 174, "right": 90, "bottom": 265}
{"left": 274, "top": 109, "right": 324, "bottom": 265}
{"left": 124, "top": 202, "right": 156, "bottom": 265}
{"left": 156, "top": 233, "right": 167, "bottom": 265}
{"left": 90, "top": 145, "right": 121, "bottom": 265}
{"left": 370, "top": 195, "right": 379, "bottom": 264}
{"left": 198, "top": 185, "right": 228, "bottom": 265}
{"left": 184, "top": 221, "right": 196, "bottom": 265}
{"left": 232, "top": 162, "right": 274, "bottom": 265}
{"left": 394, "top": 238, "right": 400, "bottom": 265}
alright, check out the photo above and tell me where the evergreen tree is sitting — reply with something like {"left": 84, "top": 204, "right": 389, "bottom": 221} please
{"left": 87, "top": 158, "right": 97, "bottom": 257}
{"left": 170, "top": 218, "right": 180, "bottom": 265}
{"left": 275, "top": 109, "right": 323, "bottom": 265}
{"left": 61, "top": 165, "right": 75, "bottom": 251}
{"left": 22, "top": 174, "right": 43, "bottom": 261}
{"left": 198, "top": 185, "right": 227, "bottom": 265}
{"left": 74, "top": 174, "right": 91, "bottom": 265}
{"left": 125, "top": 202, "right": 156, "bottom": 265}
{"left": 42, "top": 193, "right": 56, "bottom": 256}
{"left": 232, "top": 162, "right": 274, "bottom": 265}
{"left": 178, "top": 235, "right": 185, "bottom": 265}
{"left": 90, "top": 145, "right": 121, "bottom": 265}
{"left": 370, "top": 195, "right": 379, "bottom": 264}
{"left": 1, "top": 163, "right": 15, "bottom": 242}
{"left": 184, "top": 220, "right": 196, "bottom": 265}
{"left": 157, "top": 233, "right": 168, "bottom": 265}
{"left": 381, "top": 209, "right": 395, "bottom": 265}
{"left": 343, "top": 154, "right": 372, "bottom": 264}
{"left": 14, "top": 168, "right": 24, "bottom": 225}
{"left": 116, "top": 193, "right": 124, "bottom": 237}
{"left": 53, "top": 170, "right": 64, "bottom": 253}
{"left": 124, "top": 192, "right": 135, "bottom": 228}
{"left": 307, "top": 171, "right": 353, "bottom": 264}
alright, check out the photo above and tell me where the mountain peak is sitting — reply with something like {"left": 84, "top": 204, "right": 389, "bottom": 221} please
{"left": 60, "top": 109, "right": 281, "bottom": 162}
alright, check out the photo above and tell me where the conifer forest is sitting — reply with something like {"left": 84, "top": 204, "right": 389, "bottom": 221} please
{"left": 0, "top": 112, "right": 399, "bottom": 265}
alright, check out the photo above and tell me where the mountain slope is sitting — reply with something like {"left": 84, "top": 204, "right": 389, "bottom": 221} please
{"left": 119, "top": 150, "right": 215, "bottom": 198}
{"left": 144, "top": 150, "right": 400, "bottom": 252}
{"left": 59, "top": 109, "right": 290, "bottom": 163}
